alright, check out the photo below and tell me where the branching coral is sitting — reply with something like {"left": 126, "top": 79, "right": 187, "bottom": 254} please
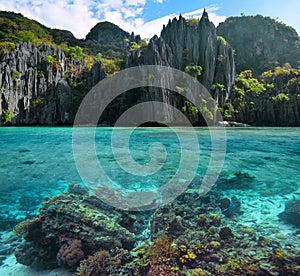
{"left": 148, "top": 235, "right": 178, "bottom": 262}
{"left": 147, "top": 235, "right": 179, "bottom": 275}
{"left": 179, "top": 250, "right": 197, "bottom": 264}
{"left": 75, "top": 250, "right": 112, "bottom": 276}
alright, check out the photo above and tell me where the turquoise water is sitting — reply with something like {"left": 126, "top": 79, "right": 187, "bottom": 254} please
{"left": 0, "top": 127, "right": 299, "bottom": 221}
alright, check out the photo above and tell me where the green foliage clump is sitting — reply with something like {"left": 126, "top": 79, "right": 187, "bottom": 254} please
{"left": 274, "top": 65, "right": 291, "bottom": 77}
{"left": 186, "top": 18, "right": 199, "bottom": 27}
{"left": 271, "top": 93, "right": 289, "bottom": 102}
{"left": 33, "top": 97, "right": 44, "bottom": 108}
{"left": 211, "top": 83, "right": 225, "bottom": 93}
{"left": 182, "top": 98, "right": 214, "bottom": 123}
{"left": 16, "top": 30, "right": 35, "bottom": 43}
{"left": 2, "top": 109, "right": 13, "bottom": 124}
{"left": 221, "top": 102, "right": 235, "bottom": 120}
{"left": 95, "top": 52, "right": 122, "bottom": 75}
{"left": 182, "top": 101, "right": 199, "bottom": 116}
{"left": 46, "top": 55, "right": 54, "bottom": 65}
{"left": 185, "top": 65, "right": 203, "bottom": 79}
{"left": 66, "top": 46, "right": 86, "bottom": 62}
{"left": 12, "top": 69, "right": 20, "bottom": 79}
{"left": 0, "top": 41, "right": 15, "bottom": 55}
{"left": 102, "top": 59, "right": 122, "bottom": 75}
{"left": 286, "top": 77, "right": 300, "bottom": 93}
{"left": 260, "top": 70, "right": 274, "bottom": 84}
{"left": 0, "top": 12, "right": 53, "bottom": 45}
{"left": 129, "top": 41, "right": 140, "bottom": 51}
{"left": 0, "top": 17, "right": 17, "bottom": 40}
{"left": 235, "top": 70, "right": 266, "bottom": 97}
{"left": 217, "top": 35, "right": 227, "bottom": 46}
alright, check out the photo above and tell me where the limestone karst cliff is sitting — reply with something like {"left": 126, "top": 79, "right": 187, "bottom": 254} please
{"left": 0, "top": 42, "right": 105, "bottom": 125}
{"left": 144, "top": 12, "right": 235, "bottom": 93}
{"left": 122, "top": 11, "right": 235, "bottom": 125}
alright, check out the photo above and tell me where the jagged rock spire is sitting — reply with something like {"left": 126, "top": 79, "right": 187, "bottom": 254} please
{"left": 202, "top": 8, "right": 209, "bottom": 20}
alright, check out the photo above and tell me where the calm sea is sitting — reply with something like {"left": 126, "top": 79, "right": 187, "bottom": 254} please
{"left": 0, "top": 127, "right": 299, "bottom": 219}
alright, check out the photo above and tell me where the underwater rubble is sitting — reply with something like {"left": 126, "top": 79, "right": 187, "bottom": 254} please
{"left": 8, "top": 183, "right": 300, "bottom": 275}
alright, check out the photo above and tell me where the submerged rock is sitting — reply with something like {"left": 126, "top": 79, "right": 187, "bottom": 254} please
{"left": 279, "top": 199, "right": 300, "bottom": 227}
{"left": 14, "top": 191, "right": 136, "bottom": 269}
{"left": 218, "top": 196, "right": 243, "bottom": 217}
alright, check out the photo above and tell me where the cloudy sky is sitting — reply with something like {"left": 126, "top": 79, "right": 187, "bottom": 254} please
{"left": 0, "top": 0, "right": 299, "bottom": 39}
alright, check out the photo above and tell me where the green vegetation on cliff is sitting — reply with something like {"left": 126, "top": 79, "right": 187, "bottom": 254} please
{"left": 0, "top": 11, "right": 53, "bottom": 45}
{"left": 221, "top": 64, "right": 300, "bottom": 125}
{"left": 217, "top": 15, "right": 300, "bottom": 75}
{"left": 0, "top": 11, "right": 141, "bottom": 75}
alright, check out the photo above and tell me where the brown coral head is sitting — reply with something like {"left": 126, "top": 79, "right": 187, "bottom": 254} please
{"left": 219, "top": 227, "right": 234, "bottom": 240}
{"left": 218, "top": 198, "right": 230, "bottom": 210}
{"left": 57, "top": 239, "right": 84, "bottom": 267}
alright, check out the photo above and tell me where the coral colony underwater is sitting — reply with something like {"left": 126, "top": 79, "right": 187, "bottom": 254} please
{"left": 0, "top": 127, "right": 300, "bottom": 275}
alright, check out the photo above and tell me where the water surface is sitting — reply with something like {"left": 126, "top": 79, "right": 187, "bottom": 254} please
{"left": 0, "top": 127, "right": 299, "bottom": 220}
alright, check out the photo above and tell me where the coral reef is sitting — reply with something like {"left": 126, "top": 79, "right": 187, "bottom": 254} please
{"left": 219, "top": 226, "right": 234, "bottom": 240}
{"left": 12, "top": 185, "right": 300, "bottom": 275}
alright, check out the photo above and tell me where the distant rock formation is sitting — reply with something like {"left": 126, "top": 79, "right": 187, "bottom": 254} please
{"left": 86, "top": 21, "right": 141, "bottom": 59}
{"left": 217, "top": 15, "right": 300, "bottom": 75}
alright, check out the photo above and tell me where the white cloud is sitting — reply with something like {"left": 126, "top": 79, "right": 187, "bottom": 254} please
{"left": 126, "top": 0, "right": 146, "bottom": 6}
{"left": 135, "top": 13, "right": 176, "bottom": 38}
{"left": 0, "top": 1, "right": 227, "bottom": 39}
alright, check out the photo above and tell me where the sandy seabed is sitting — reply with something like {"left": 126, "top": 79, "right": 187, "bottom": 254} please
{"left": 0, "top": 254, "right": 72, "bottom": 276}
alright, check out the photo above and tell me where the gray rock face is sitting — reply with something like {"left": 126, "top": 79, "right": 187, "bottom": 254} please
{"left": 0, "top": 42, "right": 105, "bottom": 125}
{"left": 125, "top": 12, "right": 235, "bottom": 124}
{"left": 144, "top": 13, "right": 235, "bottom": 93}
{"left": 231, "top": 92, "right": 300, "bottom": 126}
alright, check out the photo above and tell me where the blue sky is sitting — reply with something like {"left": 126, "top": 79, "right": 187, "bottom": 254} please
{"left": 0, "top": 0, "right": 299, "bottom": 39}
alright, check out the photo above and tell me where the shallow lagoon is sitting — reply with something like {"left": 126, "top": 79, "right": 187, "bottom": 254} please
{"left": 0, "top": 127, "right": 299, "bottom": 216}
{"left": 0, "top": 127, "right": 300, "bottom": 274}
